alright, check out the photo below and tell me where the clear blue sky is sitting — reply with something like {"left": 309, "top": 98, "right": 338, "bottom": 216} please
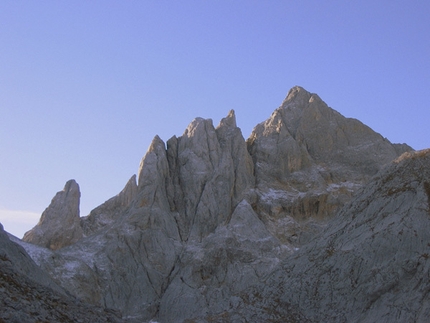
{"left": 1, "top": 1, "right": 429, "bottom": 238}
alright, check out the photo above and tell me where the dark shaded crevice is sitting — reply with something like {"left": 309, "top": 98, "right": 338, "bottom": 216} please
{"left": 424, "top": 182, "right": 430, "bottom": 214}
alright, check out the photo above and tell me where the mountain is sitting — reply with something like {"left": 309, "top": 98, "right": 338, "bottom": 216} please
{"left": 235, "top": 148, "right": 430, "bottom": 322}
{"left": 23, "top": 179, "right": 83, "bottom": 250}
{"left": 0, "top": 224, "right": 122, "bottom": 322}
{"left": 248, "top": 86, "right": 411, "bottom": 246}
{"left": 3, "top": 86, "right": 423, "bottom": 322}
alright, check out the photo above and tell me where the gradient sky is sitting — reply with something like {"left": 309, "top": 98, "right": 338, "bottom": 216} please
{"left": 1, "top": 1, "right": 429, "bottom": 238}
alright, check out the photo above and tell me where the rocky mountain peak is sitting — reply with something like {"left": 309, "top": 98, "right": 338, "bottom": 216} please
{"left": 23, "top": 179, "right": 83, "bottom": 250}
{"left": 138, "top": 135, "right": 168, "bottom": 189}
{"left": 81, "top": 175, "right": 138, "bottom": 235}
{"left": 164, "top": 110, "right": 254, "bottom": 242}
{"left": 217, "top": 109, "right": 237, "bottom": 128}
{"left": 10, "top": 86, "right": 420, "bottom": 322}
{"left": 247, "top": 86, "right": 413, "bottom": 245}
{"left": 282, "top": 85, "right": 314, "bottom": 108}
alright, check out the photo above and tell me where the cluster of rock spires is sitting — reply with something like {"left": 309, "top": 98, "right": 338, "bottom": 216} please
{"left": 1, "top": 86, "right": 428, "bottom": 322}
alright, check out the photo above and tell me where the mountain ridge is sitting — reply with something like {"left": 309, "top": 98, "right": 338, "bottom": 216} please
{"left": 3, "top": 86, "right": 424, "bottom": 322}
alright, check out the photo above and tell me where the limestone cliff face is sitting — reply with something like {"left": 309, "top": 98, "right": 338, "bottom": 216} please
{"left": 163, "top": 110, "right": 255, "bottom": 241}
{"left": 12, "top": 86, "right": 421, "bottom": 323}
{"left": 134, "top": 110, "right": 255, "bottom": 242}
{"left": 23, "top": 180, "right": 83, "bottom": 250}
{"left": 248, "top": 86, "right": 411, "bottom": 245}
{"left": 233, "top": 149, "right": 430, "bottom": 323}
{"left": 81, "top": 175, "right": 138, "bottom": 235}
{"left": 15, "top": 109, "right": 256, "bottom": 322}
{"left": 157, "top": 199, "right": 292, "bottom": 322}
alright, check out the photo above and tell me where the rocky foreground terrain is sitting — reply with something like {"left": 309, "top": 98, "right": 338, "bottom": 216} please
{"left": 2, "top": 86, "right": 429, "bottom": 322}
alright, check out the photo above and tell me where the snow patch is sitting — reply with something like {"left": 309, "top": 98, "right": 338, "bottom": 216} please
{"left": 327, "top": 182, "right": 361, "bottom": 192}
{"left": 10, "top": 236, "right": 53, "bottom": 266}
{"left": 259, "top": 188, "right": 305, "bottom": 202}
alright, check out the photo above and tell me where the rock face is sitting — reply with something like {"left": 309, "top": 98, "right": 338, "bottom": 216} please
{"left": 23, "top": 179, "right": 83, "bottom": 250}
{"left": 157, "top": 199, "right": 292, "bottom": 322}
{"left": 233, "top": 149, "right": 430, "bottom": 323}
{"left": 248, "top": 86, "right": 411, "bottom": 246}
{"left": 10, "top": 86, "right": 421, "bottom": 322}
{"left": 81, "top": 175, "right": 138, "bottom": 235}
{"left": 0, "top": 224, "right": 122, "bottom": 322}
{"left": 162, "top": 110, "right": 255, "bottom": 241}
{"left": 14, "top": 109, "right": 257, "bottom": 322}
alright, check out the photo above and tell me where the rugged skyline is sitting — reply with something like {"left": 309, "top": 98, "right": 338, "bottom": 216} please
{"left": 3, "top": 86, "right": 426, "bottom": 322}
{"left": 1, "top": 2, "right": 429, "bottom": 237}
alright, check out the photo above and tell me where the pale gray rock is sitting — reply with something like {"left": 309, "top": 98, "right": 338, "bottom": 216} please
{"left": 0, "top": 224, "right": 123, "bottom": 322}
{"left": 158, "top": 199, "right": 292, "bottom": 322}
{"left": 23, "top": 179, "right": 83, "bottom": 250}
{"left": 19, "top": 208, "right": 181, "bottom": 321}
{"left": 81, "top": 175, "right": 138, "bottom": 235}
{"left": 248, "top": 86, "right": 403, "bottom": 180}
{"left": 136, "top": 135, "right": 172, "bottom": 212}
{"left": 14, "top": 88, "right": 420, "bottom": 323}
{"left": 39, "top": 136, "right": 183, "bottom": 321}
{"left": 16, "top": 110, "right": 256, "bottom": 321}
{"left": 1, "top": 224, "right": 65, "bottom": 296}
{"left": 247, "top": 86, "right": 413, "bottom": 246}
{"left": 234, "top": 149, "right": 430, "bottom": 322}
{"left": 165, "top": 110, "right": 255, "bottom": 241}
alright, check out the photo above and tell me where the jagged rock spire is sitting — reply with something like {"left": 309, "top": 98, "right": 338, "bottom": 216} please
{"left": 23, "top": 180, "right": 83, "bottom": 250}
{"left": 13, "top": 86, "right": 418, "bottom": 322}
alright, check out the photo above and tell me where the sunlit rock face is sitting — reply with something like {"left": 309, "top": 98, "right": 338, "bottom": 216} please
{"left": 13, "top": 86, "right": 421, "bottom": 323}
{"left": 80, "top": 175, "right": 138, "bottom": 235}
{"left": 247, "top": 86, "right": 412, "bottom": 246}
{"left": 23, "top": 179, "right": 83, "bottom": 250}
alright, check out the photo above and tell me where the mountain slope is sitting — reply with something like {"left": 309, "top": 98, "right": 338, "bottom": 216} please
{"left": 232, "top": 149, "right": 430, "bottom": 322}
{"left": 248, "top": 86, "right": 412, "bottom": 246}
{"left": 14, "top": 86, "right": 416, "bottom": 322}
{"left": 0, "top": 224, "right": 122, "bottom": 322}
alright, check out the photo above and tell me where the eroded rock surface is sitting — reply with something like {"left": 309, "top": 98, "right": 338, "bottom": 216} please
{"left": 248, "top": 86, "right": 412, "bottom": 246}
{"left": 157, "top": 199, "right": 292, "bottom": 322}
{"left": 164, "top": 109, "right": 255, "bottom": 241}
{"left": 81, "top": 175, "right": 138, "bottom": 235}
{"left": 230, "top": 149, "right": 430, "bottom": 323}
{"left": 23, "top": 179, "right": 83, "bottom": 250}
{"left": 0, "top": 224, "right": 122, "bottom": 322}
{"left": 14, "top": 86, "right": 422, "bottom": 322}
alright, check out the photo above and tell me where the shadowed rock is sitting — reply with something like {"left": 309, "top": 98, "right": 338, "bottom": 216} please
{"left": 232, "top": 149, "right": 430, "bottom": 322}
{"left": 0, "top": 223, "right": 123, "bottom": 322}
